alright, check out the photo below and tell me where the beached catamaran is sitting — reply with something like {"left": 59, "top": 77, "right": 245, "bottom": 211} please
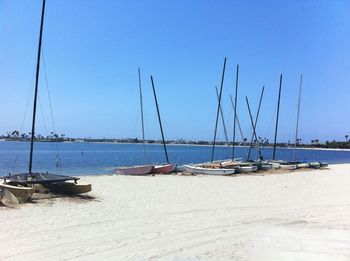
{"left": 149, "top": 76, "right": 176, "bottom": 174}
{"left": 116, "top": 68, "right": 154, "bottom": 175}
{"left": 184, "top": 58, "right": 236, "bottom": 175}
{"left": 268, "top": 74, "right": 297, "bottom": 170}
{"left": 243, "top": 88, "right": 272, "bottom": 171}
{"left": 268, "top": 74, "right": 325, "bottom": 170}
{"left": 116, "top": 71, "right": 175, "bottom": 175}
{"left": 0, "top": 0, "right": 91, "bottom": 201}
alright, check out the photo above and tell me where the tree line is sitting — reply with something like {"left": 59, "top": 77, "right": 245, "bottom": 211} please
{"left": 1, "top": 130, "right": 349, "bottom": 149}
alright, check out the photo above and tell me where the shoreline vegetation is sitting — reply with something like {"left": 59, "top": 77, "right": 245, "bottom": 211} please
{"left": 1, "top": 132, "right": 350, "bottom": 151}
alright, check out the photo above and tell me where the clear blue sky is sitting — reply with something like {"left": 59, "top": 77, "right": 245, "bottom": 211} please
{"left": 1, "top": 0, "right": 349, "bottom": 143}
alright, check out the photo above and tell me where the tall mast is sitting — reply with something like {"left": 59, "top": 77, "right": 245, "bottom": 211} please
{"left": 150, "top": 76, "right": 169, "bottom": 164}
{"left": 138, "top": 67, "right": 147, "bottom": 163}
{"left": 293, "top": 74, "right": 303, "bottom": 162}
{"left": 246, "top": 86, "right": 264, "bottom": 160}
{"left": 211, "top": 57, "right": 227, "bottom": 162}
{"left": 232, "top": 64, "right": 239, "bottom": 160}
{"left": 215, "top": 87, "right": 229, "bottom": 146}
{"left": 272, "top": 74, "right": 282, "bottom": 160}
{"left": 29, "top": 0, "right": 46, "bottom": 175}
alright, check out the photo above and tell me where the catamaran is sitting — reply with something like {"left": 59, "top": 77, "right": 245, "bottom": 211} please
{"left": 0, "top": 0, "right": 91, "bottom": 202}
{"left": 183, "top": 164, "right": 236, "bottom": 175}
{"left": 115, "top": 68, "right": 155, "bottom": 175}
{"left": 149, "top": 76, "right": 176, "bottom": 174}
{"left": 115, "top": 70, "right": 175, "bottom": 175}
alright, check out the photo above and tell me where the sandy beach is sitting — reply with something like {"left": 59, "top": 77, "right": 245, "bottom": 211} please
{"left": 1, "top": 164, "right": 350, "bottom": 260}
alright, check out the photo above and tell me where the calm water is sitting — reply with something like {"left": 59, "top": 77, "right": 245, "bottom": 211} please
{"left": 1, "top": 141, "right": 350, "bottom": 176}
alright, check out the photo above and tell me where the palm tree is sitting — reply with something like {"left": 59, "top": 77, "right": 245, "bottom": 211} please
{"left": 346, "top": 135, "right": 349, "bottom": 142}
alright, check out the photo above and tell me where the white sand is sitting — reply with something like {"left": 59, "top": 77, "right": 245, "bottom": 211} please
{"left": 1, "top": 164, "right": 350, "bottom": 261}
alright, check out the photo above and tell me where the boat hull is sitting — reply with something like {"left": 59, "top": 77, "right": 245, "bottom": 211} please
{"left": 280, "top": 164, "right": 297, "bottom": 170}
{"left": 237, "top": 165, "right": 258, "bottom": 173}
{"left": 296, "top": 163, "right": 310, "bottom": 168}
{"left": 309, "top": 162, "right": 321, "bottom": 169}
{"left": 259, "top": 164, "right": 273, "bottom": 170}
{"left": 151, "top": 164, "right": 176, "bottom": 174}
{"left": 0, "top": 183, "right": 35, "bottom": 203}
{"left": 46, "top": 182, "right": 91, "bottom": 194}
{"left": 0, "top": 188, "right": 19, "bottom": 207}
{"left": 320, "top": 162, "right": 328, "bottom": 168}
{"left": 183, "top": 165, "right": 236, "bottom": 175}
{"left": 116, "top": 165, "right": 154, "bottom": 175}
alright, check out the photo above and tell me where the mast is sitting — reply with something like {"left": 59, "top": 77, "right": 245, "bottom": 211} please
{"left": 138, "top": 67, "right": 147, "bottom": 163}
{"left": 29, "top": 0, "right": 46, "bottom": 175}
{"left": 293, "top": 74, "right": 303, "bottom": 162}
{"left": 232, "top": 64, "right": 239, "bottom": 160}
{"left": 246, "top": 86, "right": 265, "bottom": 160}
{"left": 215, "top": 87, "right": 229, "bottom": 146}
{"left": 211, "top": 57, "right": 227, "bottom": 162}
{"left": 150, "top": 76, "right": 169, "bottom": 164}
{"left": 272, "top": 74, "right": 282, "bottom": 160}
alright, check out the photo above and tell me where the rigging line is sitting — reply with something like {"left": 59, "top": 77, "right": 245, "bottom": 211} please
{"left": 37, "top": 95, "right": 49, "bottom": 137}
{"left": 41, "top": 47, "right": 57, "bottom": 134}
{"left": 229, "top": 94, "right": 248, "bottom": 158}
{"left": 19, "top": 67, "right": 37, "bottom": 134}
{"left": 42, "top": 46, "right": 62, "bottom": 169}
{"left": 39, "top": 92, "right": 63, "bottom": 169}
{"left": 215, "top": 86, "right": 229, "bottom": 146}
{"left": 14, "top": 67, "right": 36, "bottom": 165}
{"left": 247, "top": 86, "right": 265, "bottom": 161}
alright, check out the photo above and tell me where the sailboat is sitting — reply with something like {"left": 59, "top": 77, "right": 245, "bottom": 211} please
{"left": 184, "top": 58, "right": 236, "bottom": 175}
{"left": 268, "top": 74, "right": 297, "bottom": 170}
{"left": 244, "top": 90, "right": 273, "bottom": 171}
{"left": 290, "top": 75, "right": 309, "bottom": 169}
{"left": 116, "top": 68, "right": 154, "bottom": 175}
{"left": 149, "top": 76, "right": 176, "bottom": 174}
{"left": 210, "top": 64, "right": 258, "bottom": 173}
{"left": 0, "top": 0, "right": 91, "bottom": 201}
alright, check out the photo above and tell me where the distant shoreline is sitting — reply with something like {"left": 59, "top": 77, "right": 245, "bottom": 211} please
{"left": 1, "top": 139, "right": 350, "bottom": 152}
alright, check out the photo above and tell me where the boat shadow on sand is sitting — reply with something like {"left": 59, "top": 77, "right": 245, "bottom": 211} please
{"left": 0, "top": 187, "right": 98, "bottom": 208}
{"left": 28, "top": 185, "right": 99, "bottom": 204}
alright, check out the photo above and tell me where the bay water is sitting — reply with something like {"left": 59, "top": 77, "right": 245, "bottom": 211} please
{"left": 1, "top": 141, "right": 350, "bottom": 176}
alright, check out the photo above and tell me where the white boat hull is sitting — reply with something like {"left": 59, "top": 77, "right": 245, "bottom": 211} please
{"left": 260, "top": 164, "right": 273, "bottom": 170}
{"left": 183, "top": 165, "right": 235, "bottom": 175}
{"left": 280, "top": 164, "right": 297, "bottom": 170}
{"left": 237, "top": 165, "right": 258, "bottom": 173}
